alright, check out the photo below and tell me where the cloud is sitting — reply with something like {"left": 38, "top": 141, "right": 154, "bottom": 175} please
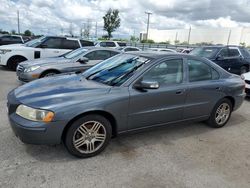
{"left": 1, "top": 0, "right": 250, "bottom": 38}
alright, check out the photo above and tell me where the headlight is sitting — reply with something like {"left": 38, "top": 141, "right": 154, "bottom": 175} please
{"left": 0, "top": 49, "right": 12, "bottom": 54}
{"left": 16, "top": 105, "right": 54, "bottom": 122}
{"left": 24, "top": 65, "right": 40, "bottom": 72}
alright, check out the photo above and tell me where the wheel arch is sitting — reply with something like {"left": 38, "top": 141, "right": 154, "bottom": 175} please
{"left": 61, "top": 110, "right": 118, "bottom": 141}
{"left": 7, "top": 55, "right": 28, "bottom": 65}
{"left": 223, "top": 96, "right": 235, "bottom": 110}
{"left": 40, "top": 69, "right": 61, "bottom": 78}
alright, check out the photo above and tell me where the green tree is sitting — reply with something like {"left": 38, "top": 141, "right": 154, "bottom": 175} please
{"left": 103, "top": 8, "right": 121, "bottom": 39}
{"left": 24, "top": 30, "right": 32, "bottom": 36}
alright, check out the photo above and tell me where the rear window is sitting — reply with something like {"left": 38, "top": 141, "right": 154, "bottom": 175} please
{"left": 240, "top": 48, "right": 250, "bottom": 58}
{"left": 117, "top": 42, "right": 126, "bottom": 47}
{"left": 80, "top": 40, "right": 94, "bottom": 47}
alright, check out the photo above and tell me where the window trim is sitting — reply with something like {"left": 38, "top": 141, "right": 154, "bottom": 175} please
{"left": 128, "top": 57, "right": 185, "bottom": 88}
{"left": 187, "top": 58, "right": 220, "bottom": 83}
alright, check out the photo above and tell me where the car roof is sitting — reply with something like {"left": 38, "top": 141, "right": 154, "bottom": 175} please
{"left": 126, "top": 51, "right": 193, "bottom": 59}
{"left": 81, "top": 46, "right": 121, "bottom": 52}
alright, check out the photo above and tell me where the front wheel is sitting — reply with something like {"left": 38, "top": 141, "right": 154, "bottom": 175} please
{"left": 64, "top": 115, "right": 112, "bottom": 158}
{"left": 207, "top": 98, "right": 232, "bottom": 128}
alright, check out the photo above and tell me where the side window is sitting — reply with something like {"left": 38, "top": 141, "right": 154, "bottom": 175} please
{"left": 143, "top": 59, "right": 183, "bottom": 86}
{"left": 106, "top": 42, "right": 116, "bottom": 47}
{"left": 117, "top": 42, "right": 126, "bottom": 47}
{"left": 11, "top": 36, "right": 22, "bottom": 43}
{"left": 218, "top": 48, "right": 229, "bottom": 58}
{"left": 0, "top": 36, "right": 11, "bottom": 41}
{"left": 188, "top": 59, "right": 219, "bottom": 82}
{"left": 61, "top": 39, "right": 79, "bottom": 49}
{"left": 84, "top": 51, "right": 95, "bottom": 60}
{"left": 110, "top": 51, "right": 119, "bottom": 56}
{"left": 125, "top": 48, "right": 139, "bottom": 52}
{"left": 94, "top": 50, "right": 111, "bottom": 60}
{"left": 228, "top": 48, "right": 240, "bottom": 57}
{"left": 80, "top": 40, "right": 94, "bottom": 47}
{"left": 99, "top": 42, "right": 106, "bottom": 47}
{"left": 42, "top": 38, "right": 63, "bottom": 49}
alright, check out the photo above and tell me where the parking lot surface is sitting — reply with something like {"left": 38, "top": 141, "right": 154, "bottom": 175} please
{"left": 0, "top": 66, "right": 250, "bottom": 188}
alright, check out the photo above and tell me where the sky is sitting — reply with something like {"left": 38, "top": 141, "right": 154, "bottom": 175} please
{"left": 1, "top": 0, "right": 250, "bottom": 38}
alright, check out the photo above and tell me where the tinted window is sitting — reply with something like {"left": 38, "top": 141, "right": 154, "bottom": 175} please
{"left": 218, "top": 48, "right": 229, "bottom": 58}
{"left": 11, "top": 36, "right": 22, "bottom": 42}
{"left": 42, "top": 38, "right": 63, "bottom": 49}
{"left": 99, "top": 42, "right": 106, "bottom": 47}
{"left": 62, "top": 39, "right": 79, "bottom": 49}
{"left": 228, "top": 48, "right": 240, "bottom": 57}
{"left": 124, "top": 48, "right": 140, "bottom": 52}
{"left": 106, "top": 42, "right": 116, "bottom": 47}
{"left": 0, "top": 36, "right": 11, "bottom": 41}
{"left": 117, "top": 42, "right": 126, "bottom": 47}
{"left": 85, "top": 50, "right": 112, "bottom": 60}
{"left": 80, "top": 40, "right": 94, "bottom": 47}
{"left": 190, "top": 47, "right": 219, "bottom": 58}
{"left": 188, "top": 59, "right": 219, "bottom": 82}
{"left": 240, "top": 48, "right": 250, "bottom": 57}
{"left": 143, "top": 59, "right": 183, "bottom": 85}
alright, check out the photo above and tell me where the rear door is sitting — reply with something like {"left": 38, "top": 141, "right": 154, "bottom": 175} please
{"left": 183, "top": 58, "right": 224, "bottom": 119}
{"left": 213, "top": 47, "right": 231, "bottom": 72}
{"left": 227, "top": 47, "right": 245, "bottom": 74}
{"left": 127, "top": 58, "right": 187, "bottom": 130}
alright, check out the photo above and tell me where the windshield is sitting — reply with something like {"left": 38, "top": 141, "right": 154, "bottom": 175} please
{"left": 63, "top": 48, "right": 89, "bottom": 59}
{"left": 25, "top": 36, "right": 47, "bottom": 47}
{"left": 190, "top": 47, "right": 219, "bottom": 58}
{"left": 82, "top": 54, "right": 150, "bottom": 86}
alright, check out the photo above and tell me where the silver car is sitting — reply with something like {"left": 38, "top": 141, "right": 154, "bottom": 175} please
{"left": 16, "top": 47, "right": 120, "bottom": 82}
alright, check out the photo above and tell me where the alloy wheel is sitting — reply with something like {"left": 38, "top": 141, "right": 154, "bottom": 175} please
{"left": 215, "top": 103, "right": 231, "bottom": 125}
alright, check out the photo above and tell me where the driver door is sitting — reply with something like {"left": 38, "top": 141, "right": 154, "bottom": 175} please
{"left": 127, "top": 58, "right": 187, "bottom": 130}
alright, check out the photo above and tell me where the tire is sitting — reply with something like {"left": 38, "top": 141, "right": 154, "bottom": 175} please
{"left": 7, "top": 57, "right": 26, "bottom": 71}
{"left": 64, "top": 115, "right": 112, "bottom": 158}
{"left": 40, "top": 71, "right": 59, "bottom": 78}
{"left": 240, "top": 66, "right": 248, "bottom": 74}
{"left": 207, "top": 98, "right": 232, "bottom": 128}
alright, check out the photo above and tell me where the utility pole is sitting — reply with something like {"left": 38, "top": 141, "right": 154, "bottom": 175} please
{"left": 227, "top": 29, "right": 231, "bottom": 45}
{"left": 17, "top": 10, "right": 20, "bottom": 34}
{"left": 187, "top": 26, "right": 191, "bottom": 44}
{"left": 95, "top": 22, "right": 97, "bottom": 38}
{"left": 145, "top": 11, "right": 152, "bottom": 41}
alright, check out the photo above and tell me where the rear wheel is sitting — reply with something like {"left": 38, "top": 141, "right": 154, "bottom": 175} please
{"left": 64, "top": 115, "right": 112, "bottom": 158}
{"left": 207, "top": 98, "right": 232, "bottom": 128}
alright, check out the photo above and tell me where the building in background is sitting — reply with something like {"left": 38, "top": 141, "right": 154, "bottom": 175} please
{"left": 141, "top": 27, "right": 250, "bottom": 46}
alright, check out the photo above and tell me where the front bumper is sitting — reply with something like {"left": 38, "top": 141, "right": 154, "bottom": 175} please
{"left": 7, "top": 91, "right": 67, "bottom": 145}
{"left": 8, "top": 113, "right": 66, "bottom": 145}
{"left": 16, "top": 70, "right": 40, "bottom": 82}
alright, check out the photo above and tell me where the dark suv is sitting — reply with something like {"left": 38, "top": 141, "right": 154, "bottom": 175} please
{"left": 190, "top": 46, "right": 250, "bottom": 75}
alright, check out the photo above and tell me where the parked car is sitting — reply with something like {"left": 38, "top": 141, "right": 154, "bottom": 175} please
{"left": 7, "top": 52, "right": 245, "bottom": 158}
{"left": 116, "top": 46, "right": 141, "bottom": 52}
{"left": 176, "top": 48, "right": 192, "bottom": 54}
{"left": 190, "top": 46, "right": 250, "bottom": 75}
{"left": 16, "top": 47, "right": 121, "bottom": 82}
{"left": 0, "top": 35, "right": 31, "bottom": 46}
{"left": 0, "top": 36, "right": 94, "bottom": 70}
{"left": 147, "top": 48, "right": 177, "bottom": 53}
{"left": 95, "top": 41, "right": 126, "bottom": 48}
{"left": 242, "top": 72, "right": 250, "bottom": 96}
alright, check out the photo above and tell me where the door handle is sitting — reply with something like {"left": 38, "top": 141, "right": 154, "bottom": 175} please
{"left": 176, "top": 90, "right": 184, "bottom": 95}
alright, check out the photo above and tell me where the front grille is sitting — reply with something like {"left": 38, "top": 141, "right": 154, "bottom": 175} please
{"left": 245, "top": 80, "right": 250, "bottom": 85}
{"left": 17, "top": 65, "right": 25, "bottom": 72}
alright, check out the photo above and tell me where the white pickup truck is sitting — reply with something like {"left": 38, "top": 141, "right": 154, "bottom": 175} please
{"left": 0, "top": 36, "right": 94, "bottom": 70}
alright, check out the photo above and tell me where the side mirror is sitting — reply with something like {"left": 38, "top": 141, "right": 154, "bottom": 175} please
{"left": 134, "top": 80, "right": 159, "bottom": 90}
{"left": 216, "top": 54, "right": 224, "bottom": 60}
{"left": 78, "top": 57, "right": 89, "bottom": 64}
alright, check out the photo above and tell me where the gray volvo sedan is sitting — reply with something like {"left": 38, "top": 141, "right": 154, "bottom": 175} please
{"left": 16, "top": 47, "right": 120, "bottom": 82}
{"left": 7, "top": 52, "right": 245, "bottom": 158}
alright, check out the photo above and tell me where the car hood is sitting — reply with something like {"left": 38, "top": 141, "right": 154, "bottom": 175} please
{"left": 14, "top": 74, "right": 111, "bottom": 109}
{"left": 19, "top": 57, "right": 70, "bottom": 67}
{"left": 0, "top": 44, "right": 33, "bottom": 51}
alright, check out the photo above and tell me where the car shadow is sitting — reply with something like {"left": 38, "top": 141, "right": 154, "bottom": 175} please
{"left": 24, "top": 113, "right": 248, "bottom": 162}
{"left": 0, "top": 65, "right": 13, "bottom": 72}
